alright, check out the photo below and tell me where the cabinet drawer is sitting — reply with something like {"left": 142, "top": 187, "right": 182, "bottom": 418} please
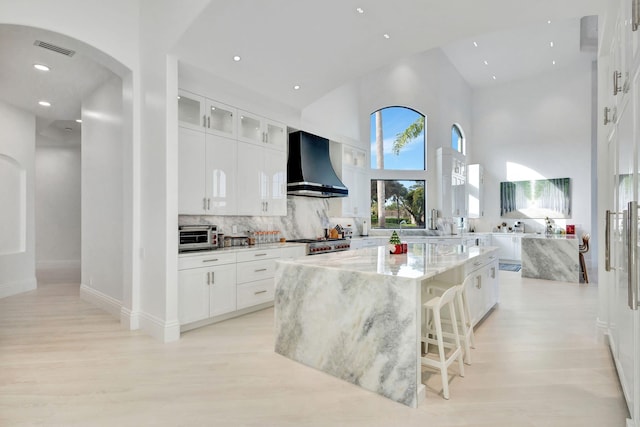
{"left": 236, "top": 248, "right": 280, "bottom": 263}
{"left": 179, "top": 252, "right": 237, "bottom": 270}
{"left": 237, "top": 259, "right": 276, "bottom": 283}
{"left": 237, "top": 279, "right": 274, "bottom": 309}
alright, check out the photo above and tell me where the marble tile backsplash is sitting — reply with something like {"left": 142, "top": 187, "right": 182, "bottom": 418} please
{"left": 179, "top": 197, "right": 360, "bottom": 239}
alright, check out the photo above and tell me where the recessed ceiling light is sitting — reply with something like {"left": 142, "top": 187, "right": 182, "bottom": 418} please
{"left": 549, "top": 41, "right": 554, "bottom": 47}
{"left": 293, "top": 85, "right": 301, "bottom": 90}
{"left": 38, "top": 100, "right": 51, "bottom": 107}
{"left": 547, "top": 20, "right": 552, "bottom": 24}
{"left": 177, "top": 95, "right": 181, "bottom": 100}
{"left": 383, "top": 33, "right": 390, "bottom": 39}
{"left": 356, "top": 7, "right": 364, "bottom": 13}
{"left": 492, "top": 75, "right": 497, "bottom": 80}
{"left": 483, "top": 60, "right": 488, "bottom": 65}
{"left": 552, "top": 60, "right": 556, "bottom": 65}
{"left": 233, "top": 55, "right": 241, "bottom": 62}
{"left": 76, "top": 119, "right": 82, "bottom": 123}
{"left": 473, "top": 41, "right": 478, "bottom": 47}
{"left": 33, "top": 63, "right": 50, "bottom": 71}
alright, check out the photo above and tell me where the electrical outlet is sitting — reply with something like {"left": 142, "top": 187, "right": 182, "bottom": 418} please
{"left": 232, "top": 225, "right": 238, "bottom": 234}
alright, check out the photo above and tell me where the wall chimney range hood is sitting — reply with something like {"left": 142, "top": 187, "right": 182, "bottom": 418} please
{"left": 287, "top": 131, "right": 348, "bottom": 198}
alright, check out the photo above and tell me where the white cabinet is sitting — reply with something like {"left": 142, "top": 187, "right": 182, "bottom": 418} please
{"left": 437, "top": 147, "right": 466, "bottom": 218}
{"left": 178, "top": 127, "right": 237, "bottom": 215}
{"left": 464, "top": 257, "right": 499, "bottom": 326}
{"left": 329, "top": 142, "right": 369, "bottom": 217}
{"left": 178, "top": 90, "right": 288, "bottom": 216}
{"left": 178, "top": 90, "right": 237, "bottom": 138}
{"left": 237, "top": 109, "right": 287, "bottom": 150}
{"left": 236, "top": 248, "right": 280, "bottom": 310}
{"left": 467, "top": 164, "right": 484, "bottom": 218}
{"left": 236, "top": 142, "right": 287, "bottom": 216}
{"left": 178, "top": 252, "right": 237, "bottom": 325}
{"left": 491, "top": 234, "right": 522, "bottom": 262}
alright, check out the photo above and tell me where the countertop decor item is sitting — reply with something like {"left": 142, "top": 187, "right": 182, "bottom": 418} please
{"left": 388, "top": 231, "right": 403, "bottom": 254}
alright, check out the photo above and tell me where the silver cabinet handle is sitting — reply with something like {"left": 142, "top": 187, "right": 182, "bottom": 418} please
{"left": 613, "top": 70, "right": 622, "bottom": 96}
{"left": 202, "top": 258, "right": 219, "bottom": 263}
{"left": 203, "top": 197, "right": 207, "bottom": 210}
{"left": 207, "top": 116, "right": 210, "bottom": 128}
{"left": 606, "top": 210, "right": 618, "bottom": 272}
{"left": 203, "top": 114, "right": 206, "bottom": 127}
{"left": 633, "top": 0, "right": 639, "bottom": 31}
{"left": 627, "top": 201, "right": 638, "bottom": 310}
{"left": 254, "top": 253, "right": 268, "bottom": 257}
{"left": 211, "top": 271, "right": 215, "bottom": 284}
{"left": 254, "top": 290, "right": 267, "bottom": 295}
{"left": 254, "top": 268, "right": 267, "bottom": 272}
{"left": 207, "top": 198, "right": 211, "bottom": 210}
{"left": 206, "top": 272, "right": 211, "bottom": 285}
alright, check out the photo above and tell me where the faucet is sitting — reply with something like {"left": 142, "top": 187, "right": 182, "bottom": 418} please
{"left": 399, "top": 220, "right": 407, "bottom": 237}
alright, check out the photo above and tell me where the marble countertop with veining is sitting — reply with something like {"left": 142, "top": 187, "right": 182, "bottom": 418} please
{"left": 278, "top": 243, "right": 498, "bottom": 280}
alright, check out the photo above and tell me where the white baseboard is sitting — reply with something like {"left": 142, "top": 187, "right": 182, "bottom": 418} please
{"left": 0, "top": 277, "right": 37, "bottom": 299}
{"left": 120, "top": 306, "right": 140, "bottom": 330}
{"left": 79, "top": 284, "right": 122, "bottom": 318}
{"left": 139, "top": 311, "right": 181, "bottom": 343}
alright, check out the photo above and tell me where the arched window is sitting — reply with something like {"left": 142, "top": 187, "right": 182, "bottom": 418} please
{"left": 369, "top": 106, "right": 426, "bottom": 229}
{"left": 451, "top": 123, "right": 465, "bottom": 155}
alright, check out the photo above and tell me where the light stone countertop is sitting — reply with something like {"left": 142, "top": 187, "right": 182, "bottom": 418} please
{"left": 277, "top": 242, "right": 498, "bottom": 280}
{"left": 178, "top": 242, "right": 306, "bottom": 257}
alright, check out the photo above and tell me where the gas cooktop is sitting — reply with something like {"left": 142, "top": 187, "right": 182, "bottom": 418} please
{"left": 286, "top": 238, "right": 351, "bottom": 255}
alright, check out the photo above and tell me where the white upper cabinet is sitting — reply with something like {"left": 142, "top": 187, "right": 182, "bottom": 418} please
{"left": 178, "top": 127, "right": 237, "bottom": 215}
{"left": 205, "top": 99, "right": 236, "bottom": 138}
{"left": 329, "top": 142, "right": 369, "bottom": 217}
{"left": 178, "top": 127, "right": 207, "bottom": 214}
{"left": 178, "top": 90, "right": 206, "bottom": 131}
{"left": 467, "top": 164, "right": 484, "bottom": 218}
{"left": 237, "top": 109, "right": 287, "bottom": 150}
{"left": 437, "top": 146, "right": 466, "bottom": 218}
{"left": 236, "top": 142, "right": 287, "bottom": 216}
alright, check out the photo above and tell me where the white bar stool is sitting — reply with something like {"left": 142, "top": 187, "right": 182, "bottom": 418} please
{"left": 421, "top": 285, "right": 465, "bottom": 400}
{"left": 425, "top": 276, "right": 476, "bottom": 365}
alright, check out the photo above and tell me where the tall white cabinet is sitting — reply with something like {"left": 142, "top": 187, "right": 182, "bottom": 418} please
{"left": 178, "top": 89, "right": 287, "bottom": 216}
{"left": 329, "top": 142, "right": 369, "bottom": 217}
{"left": 437, "top": 146, "right": 466, "bottom": 218}
{"left": 600, "top": 1, "right": 640, "bottom": 425}
{"left": 467, "top": 164, "right": 484, "bottom": 218}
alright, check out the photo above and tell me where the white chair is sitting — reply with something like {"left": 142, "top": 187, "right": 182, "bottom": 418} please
{"left": 425, "top": 276, "right": 476, "bottom": 365}
{"left": 421, "top": 285, "right": 465, "bottom": 400}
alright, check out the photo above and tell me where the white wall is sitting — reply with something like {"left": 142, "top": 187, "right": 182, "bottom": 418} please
{"left": 470, "top": 58, "right": 594, "bottom": 238}
{"left": 81, "top": 75, "right": 124, "bottom": 308}
{"left": 0, "top": 101, "right": 36, "bottom": 298}
{"left": 35, "top": 136, "right": 81, "bottom": 283}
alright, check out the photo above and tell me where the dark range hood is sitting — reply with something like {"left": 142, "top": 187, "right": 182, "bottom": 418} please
{"left": 287, "top": 131, "right": 348, "bottom": 198}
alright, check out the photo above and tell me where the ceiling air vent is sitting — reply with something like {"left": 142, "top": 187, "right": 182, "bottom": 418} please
{"left": 33, "top": 40, "right": 76, "bottom": 57}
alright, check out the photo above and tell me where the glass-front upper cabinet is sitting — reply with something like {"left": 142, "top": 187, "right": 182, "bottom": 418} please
{"left": 205, "top": 99, "right": 236, "bottom": 138}
{"left": 237, "top": 109, "right": 286, "bottom": 151}
{"left": 178, "top": 90, "right": 206, "bottom": 131}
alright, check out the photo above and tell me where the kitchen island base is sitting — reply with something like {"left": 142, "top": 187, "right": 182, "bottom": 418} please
{"left": 274, "top": 243, "right": 499, "bottom": 407}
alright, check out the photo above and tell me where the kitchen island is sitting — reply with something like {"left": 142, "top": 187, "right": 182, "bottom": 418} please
{"left": 520, "top": 235, "right": 580, "bottom": 283}
{"left": 274, "top": 243, "right": 499, "bottom": 407}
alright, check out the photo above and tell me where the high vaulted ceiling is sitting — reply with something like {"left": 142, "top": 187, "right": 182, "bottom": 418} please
{"left": 0, "top": 0, "right": 605, "bottom": 139}
{"left": 174, "top": 0, "right": 604, "bottom": 109}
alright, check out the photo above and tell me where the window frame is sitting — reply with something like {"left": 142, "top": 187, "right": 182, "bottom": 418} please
{"left": 369, "top": 106, "right": 427, "bottom": 229}
{"left": 451, "top": 123, "right": 465, "bottom": 155}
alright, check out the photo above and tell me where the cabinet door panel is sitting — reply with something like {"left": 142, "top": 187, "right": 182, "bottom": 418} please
{"left": 236, "top": 142, "right": 263, "bottom": 215}
{"left": 264, "top": 148, "right": 287, "bottom": 215}
{"left": 179, "top": 127, "right": 206, "bottom": 214}
{"left": 238, "top": 110, "right": 263, "bottom": 144}
{"left": 178, "top": 90, "right": 206, "bottom": 131}
{"left": 178, "top": 268, "right": 210, "bottom": 325}
{"left": 209, "top": 264, "right": 237, "bottom": 317}
{"left": 265, "top": 120, "right": 287, "bottom": 150}
{"left": 205, "top": 99, "right": 236, "bottom": 138}
{"left": 205, "top": 135, "right": 237, "bottom": 215}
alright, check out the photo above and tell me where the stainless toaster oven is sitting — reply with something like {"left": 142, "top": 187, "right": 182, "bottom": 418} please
{"left": 178, "top": 225, "right": 218, "bottom": 252}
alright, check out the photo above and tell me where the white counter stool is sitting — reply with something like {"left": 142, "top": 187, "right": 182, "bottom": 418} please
{"left": 421, "top": 285, "right": 465, "bottom": 400}
{"left": 425, "top": 276, "right": 475, "bottom": 365}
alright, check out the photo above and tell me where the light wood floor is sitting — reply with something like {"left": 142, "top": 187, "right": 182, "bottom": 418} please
{"left": 0, "top": 272, "right": 629, "bottom": 427}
